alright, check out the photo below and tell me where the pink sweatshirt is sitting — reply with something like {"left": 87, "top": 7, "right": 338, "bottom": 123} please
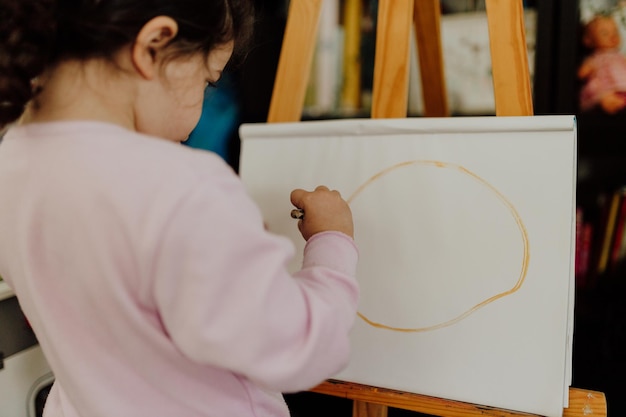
{"left": 0, "top": 121, "right": 359, "bottom": 417}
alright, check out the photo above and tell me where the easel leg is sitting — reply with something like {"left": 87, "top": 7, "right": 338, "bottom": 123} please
{"left": 353, "top": 400, "right": 388, "bottom": 417}
{"left": 371, "top": 0, "right": 413, "bottom": 119}
{"left": 267, "top": 0, "right": 323, "bottom": 123}
{"left": 413, "top": 0, "right": 448, "bottom": 117}
{"left": 484, "top": 0, "right": 533, "bottom": 116}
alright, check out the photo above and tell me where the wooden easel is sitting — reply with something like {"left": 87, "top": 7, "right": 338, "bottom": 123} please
{"left": 267, "top": 0, "right": 608, "bottom": 416}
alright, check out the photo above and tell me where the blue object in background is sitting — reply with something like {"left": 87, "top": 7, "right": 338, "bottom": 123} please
{"left": 184, "top": 73, "right": 240, "bottom": 167}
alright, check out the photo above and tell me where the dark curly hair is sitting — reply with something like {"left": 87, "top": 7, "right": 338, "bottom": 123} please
{"left": 0, "top": 0, "right": 255, "bottom": 129}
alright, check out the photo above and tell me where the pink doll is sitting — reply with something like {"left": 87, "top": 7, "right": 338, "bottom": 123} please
{"left": 578, "top": 15, "right": 626, "bottom": 114}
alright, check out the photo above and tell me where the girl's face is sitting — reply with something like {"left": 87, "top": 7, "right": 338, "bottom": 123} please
{"left": 136, "top": 42, "right": 234, "bottom": 142}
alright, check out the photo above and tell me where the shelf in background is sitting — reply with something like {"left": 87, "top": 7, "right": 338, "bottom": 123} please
{"left": 575, "top": 112, "right": 626, "bottom": 192}
{"left": 577, "top": 112, "right": 626, "bottom": 156}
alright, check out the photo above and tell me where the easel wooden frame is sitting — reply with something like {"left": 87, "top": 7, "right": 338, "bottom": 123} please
{"left": 266, "top": 0, "right": 608, "bottom": 416}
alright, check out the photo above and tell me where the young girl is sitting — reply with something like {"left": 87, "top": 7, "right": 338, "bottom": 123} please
{"left": 0, "top": 1, "right": 359, "bottom": 416}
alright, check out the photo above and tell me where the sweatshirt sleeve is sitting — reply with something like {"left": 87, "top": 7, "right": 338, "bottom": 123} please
{"left": 151, "top": 171, "right": 359, "bottom": 393}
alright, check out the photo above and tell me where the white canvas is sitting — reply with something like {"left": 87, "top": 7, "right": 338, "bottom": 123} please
{"left": 239, "top": 116, "right": 577, "bottom": 417}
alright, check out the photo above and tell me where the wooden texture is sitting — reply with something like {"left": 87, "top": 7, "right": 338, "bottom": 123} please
{"left": 371, "top": 0, "right": 414, "bottom": 118}
{"left": 312, "top": 380, "right": 607, "bottom": 417}
{"left": 353, "top": 399, "right": 388, "bottom": 417}
{"left": 485, "top": 0, "right": 534, "bottom": 116}
{"left": 413, "top": 0, "right": 448, "bottom": 117}
{"left": 267, "top": 0, "right": 323, "bottom": 123}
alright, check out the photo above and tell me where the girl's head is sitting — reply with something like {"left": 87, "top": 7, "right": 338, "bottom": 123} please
{"left": 0, "top": 0, "right": 255, "bottom": 139}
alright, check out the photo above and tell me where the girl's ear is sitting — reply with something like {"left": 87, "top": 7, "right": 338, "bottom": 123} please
{"left": 132, "top": 16, "right": 179, "bottom": 80}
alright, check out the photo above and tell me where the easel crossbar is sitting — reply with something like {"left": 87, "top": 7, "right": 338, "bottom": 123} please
{"left": 312, "top": 380, "right": 607, "bottom": 417}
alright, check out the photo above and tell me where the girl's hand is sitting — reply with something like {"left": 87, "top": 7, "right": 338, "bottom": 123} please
{"left": 290, "top": 186, "right": 354, "bottom": 241}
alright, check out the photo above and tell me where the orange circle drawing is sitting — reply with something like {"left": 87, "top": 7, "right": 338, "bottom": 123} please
{"left": 347, "top": 160, "right": 530, "bottom": 333}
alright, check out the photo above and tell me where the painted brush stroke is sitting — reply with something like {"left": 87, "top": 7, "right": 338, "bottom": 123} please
{"left": 348, "top": 160, "right": 529, "bottom": 333}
